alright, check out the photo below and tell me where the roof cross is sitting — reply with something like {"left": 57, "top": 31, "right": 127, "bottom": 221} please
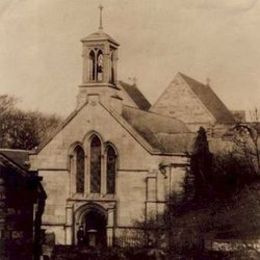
{"left": 98, "top": 5, "right": 103, "bottom": 30}
{"left": 206, "top": 77, "right": 211, "bottom": 86}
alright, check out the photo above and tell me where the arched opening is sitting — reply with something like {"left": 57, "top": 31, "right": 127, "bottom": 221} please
{"left": 88, "top": 50, "right": 95, "bottom": 81}
{"left": 106, "top": 145, "right": 117, "bottom": 194}
{"left": 75, "top": 204, "right": 107, "bottom": 248}
{"left": 74, "top": 146, "right": 85, "bottom": 193}
{"left": 84, "top": 209, "right": 107, "bottom": 247}
{"left": 90, "top": 136, "right": 102, "bottom": 193}
{"left": 97, "top": 50, "right": 103, "bottom": 81}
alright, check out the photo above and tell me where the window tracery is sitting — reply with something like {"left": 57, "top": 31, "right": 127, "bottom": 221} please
{"left": 106, "top": 145, "right": 116, "bottom": 194}
{"left": 70, "top": 135, "right": 117, "bottom": 195}
{"left": 74, "top": 146, "right": 85, "bottom": 193}
{"left": 90, "top": 136, "right": 102, "bottom": 193}
{"left": 88, "top": 49, "right": 104, "bottom": 82}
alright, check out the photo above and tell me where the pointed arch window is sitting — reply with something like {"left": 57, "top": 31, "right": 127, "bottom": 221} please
{"left": 89, "top": 50, "right": 95, "bottom": 81}
{"left": 90, "top": 136, "right": 102, "bottom": 193}
{"left": 106, "top": 145, "right": 117, "bottom": 194}
{"left": 88, "top": 49, "right": 104, "bottom": 82}
{"left": 97, "top": 50, "right": 103, "bottom": 81}
{"left": 74, "top": 146, "right": 85, "bottom": 193}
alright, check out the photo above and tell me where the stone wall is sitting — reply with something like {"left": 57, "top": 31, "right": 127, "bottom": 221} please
{"left": 151, "top": 74, "right": 215, "bottom": 126}
{"left": 30, "top": 97, "right": 189, "bottom": 245}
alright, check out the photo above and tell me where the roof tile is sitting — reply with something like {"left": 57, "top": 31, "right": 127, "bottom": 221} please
{"left": 119, "top": 81, "right": 151, "bottom": 111}
{"left": 179, "top": 73, "right": 235, "bottom": 124}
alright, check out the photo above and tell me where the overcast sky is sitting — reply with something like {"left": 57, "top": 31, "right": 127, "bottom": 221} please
{"left": 0, "top": 0, "right": 260, "bottom": 117}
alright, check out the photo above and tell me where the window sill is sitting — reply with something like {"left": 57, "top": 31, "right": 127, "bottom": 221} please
{"left": 69, "top": 193, "right": 117, "bottom": 202}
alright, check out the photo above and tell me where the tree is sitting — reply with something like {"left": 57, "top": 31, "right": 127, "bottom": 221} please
{"left": 0, "top": 95, "right": 61, "bottom": 150}
{"left": 168, "top": 125, "right": 260, "bottom": 258}
{"left": 233, "top": 123, "right": 260, "bottom": 175}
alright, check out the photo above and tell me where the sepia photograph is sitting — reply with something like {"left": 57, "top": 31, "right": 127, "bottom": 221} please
{"left": 0, "top": 0, "right": 260, "bottom": 259}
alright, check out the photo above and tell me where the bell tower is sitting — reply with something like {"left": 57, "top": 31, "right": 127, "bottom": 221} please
{"left": 81, "top": 5, "right": 119, "bottom": 87}
{"left": 77, "top": 6, "right": 121, "bottom": 108}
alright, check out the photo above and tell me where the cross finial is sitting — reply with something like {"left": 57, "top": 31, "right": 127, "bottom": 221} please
{"left": 206, "top": 77, "right": 211, "bottom": 86}
{"left": 98, "top": 5, "right": 103, "bottom": 30}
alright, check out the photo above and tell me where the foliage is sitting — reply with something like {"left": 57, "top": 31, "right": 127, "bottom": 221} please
{"left": 129, "top": 125, "right": 260, "bottom": 258}
{"left": 165, "top": 125, "right": 260, "bottom": 258}
{"left": 0, "top": 94, "right": 61, "bottom": 150}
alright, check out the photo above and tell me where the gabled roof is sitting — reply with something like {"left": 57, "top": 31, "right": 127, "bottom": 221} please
{"left": 119, "top": 81, "right": 151, "bottom": 111}
{"left": 0, "top": 150, "right": 46, "bottom": 198}
{"left": 36, "top": 106, "right": 82, "bottom": 152}
{"left": 35, "top": 97, "right": 194, "bottom": 155}
{"left": 0, "top": 149, "right": 30, "bottom": 170}
{"left": 0, "top": 149, "right": 31, "bottom": 176}
{"left": 179, "top": 73, "right": 235, "bottom": 124}
{"left": 122, "top": 106, "right": 195, "bottom": 154}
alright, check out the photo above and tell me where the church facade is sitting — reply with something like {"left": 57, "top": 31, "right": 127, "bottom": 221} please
{"left": 28, "top": 9, "right": 239, "bottom": 247}
{"left": 29, "top": 25, "right": 194, "bottom": 247}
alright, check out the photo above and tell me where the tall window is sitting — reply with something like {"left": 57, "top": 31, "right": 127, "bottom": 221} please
{"left": 97, "top": 50, "right": 103, "bottom": 81}
{"left": 89, "top": 50, "right": 95, "bottom": 81}
{"left": 90, "top": 136, "right": 102, "bottom": 193}
{"left": 106, "top": 146, "right": 116, "bottom": 194}
{"left": 88, "top": 49, "right": 103, "bottom": 82}
{"left": 75, "top": 146, "right": 85, "bottom": 193}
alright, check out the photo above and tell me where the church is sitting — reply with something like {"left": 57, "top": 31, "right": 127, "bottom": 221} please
{"left": 29, "top": 8, "right": 236, "bottom": 248}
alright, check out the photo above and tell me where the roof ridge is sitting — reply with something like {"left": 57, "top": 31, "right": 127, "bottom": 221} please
{"left": 35, "top": 100, "right": 161, "bottom": 155}
{"left": 36, "top": 101, "right": 88, "bottom": 153}
{"left": 0, "top": 148, "right": 31, "bottom": 152}
{"left": 178, "top": 72, "right": 207, "bottom": 87}
{"left": 118, "top": 80, "right": 134, "bottom": 87}
{"left": 123, "top": 104, "right": 190, "bottom": 129}
{"left": 119, "top": 81, "right": 151, "bottom": 111}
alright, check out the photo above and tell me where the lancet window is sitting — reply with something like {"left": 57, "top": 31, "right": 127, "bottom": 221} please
{"left": 106, "top": 145, "right": 116, "bottom": 194}
{"left": 90, "top": 135, "right": 102, "bottom": 193}
{"left": 88, "top": 49, "right": 104, "bottom": 82}
{"left": 75, "top": 146, "right": 85, "bottom": 193}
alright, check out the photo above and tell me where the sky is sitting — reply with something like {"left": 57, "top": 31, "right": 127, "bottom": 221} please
{"left": 0, "top": 0, "right": 260, "bottom": 118}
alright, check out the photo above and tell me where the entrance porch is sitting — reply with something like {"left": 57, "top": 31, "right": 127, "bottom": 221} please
{"left": 64, "top": 201, "right": 116, "bottom": 247}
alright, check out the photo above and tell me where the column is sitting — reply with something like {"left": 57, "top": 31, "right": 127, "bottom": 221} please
{"left": 82, "top": 45, "right": 89, "bottom": 84}
{"left": 65, "top": 205, "right": 73, "bottom": 245}
{"left": 106, "top": 207, "right": 115, "bottom": 247}
{"left": 113, "top": 50, "right": 118, "bottom": 85}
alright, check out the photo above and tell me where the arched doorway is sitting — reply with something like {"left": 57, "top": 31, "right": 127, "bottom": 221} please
{"left": 75, "top": 204, "right": 107, "bottom": 248}
{"left": 84, "top": 209, "right": 107, "bottom": 247}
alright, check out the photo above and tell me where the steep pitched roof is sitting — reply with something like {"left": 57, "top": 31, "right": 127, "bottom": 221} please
{"left": 179, "top": 73, "right": 235, "bottom": 124}
{"left": 35, "top": 96, "right": 194, "bottom": 155}
{"left": 119, "top": 81, "right": 151, "bottom": 111}
{"left": 0, "top": 149, "right": 32, "bottom": 176}
{"left": 122, "top": 105, "right": 195, "bottom": 154}
{"left": 0, "top": 149, "right": 30, "bottom": 170}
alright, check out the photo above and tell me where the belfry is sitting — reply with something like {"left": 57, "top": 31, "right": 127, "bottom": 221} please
{"left": 77, "top": 6, "right": 120, "bottom": 108}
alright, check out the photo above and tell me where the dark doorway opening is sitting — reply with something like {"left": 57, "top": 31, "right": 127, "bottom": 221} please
{"left": 84, "top": 209, "right": 107, "bottom": 248}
